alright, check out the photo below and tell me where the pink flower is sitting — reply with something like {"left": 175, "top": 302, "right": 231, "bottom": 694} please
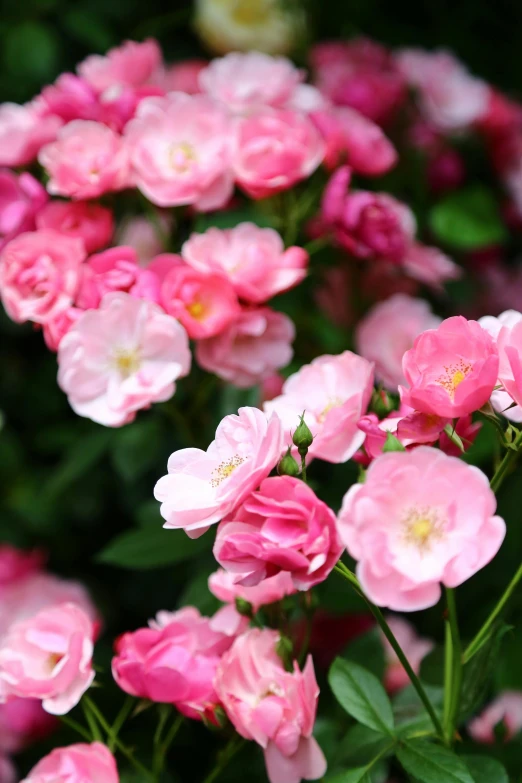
{"left": 112, "top": 606, "right": 237, "bottom": 721}
{"left": 479, "top": 310, "right": 522, "bottom": 421}
{"left": 265, "top": 351, "right": 374, "bottom": 464}
{"left": 58, "top": 292, "right": 190, "bottom": 426}
{"left": 401, "top": 242, "right": 461, "bottom": 290}
{"left": 197, "top": 308, "right": 295, "bottom": 388}
{"left": 381, "top": 616, "right": 434, "bottom": 693}
{"left": 38, "top": 121, "right": 130, "bottom": 200}
{"left": 117, "top": 215, "right": 170, "bottom": 265}
{"left": 214, "top": 476, "right": 343, "bottom": 590}
{"left": 154, "top": 406, "right": 284, "bottom": 536}
{"left": 0, "top": 603, "right": 95, "bottom": 715}
{"left": 75, "top": 247, "right": 144, "bottom": 309}
{"left": 233, "top": 108, "right": 325, "bottom": 199}
{"left": 125, "top": 93, "right": 234, "bottom": 210}
{"left": 199, "top": 52, "right": 303, "bottom": 113}
{"left": 40, "top": 74, "right": 100, "bottom": 124}
{"left": 160, "top": 59, "right": 207, "bottom": 93}
{"left": 0, "top": 754, "right": 16, "bottom": 783}
{"left": 262, "top": 374, "right": 286, "bottom": 404}
{"left": 36, "top": 201, "right": 113, "bottom": 254}
{"left": 468, "top": 691, "right": 522, "bottom": 743}
{"left": 21, "top": 742, "right": 118, "bottom": 783}
{"left": 493, "top": 315, "right": 522, "bottom": 416}
{"left": 400, "top": 316, "right": 499, "bottom": 418}
{"left": 0, "top": 102, "right": 62, "bottom": 167}
{"left": 0, "top": 172, "right": 48, "bottom": 250}
{"left": 42, "top": 307, "right": 82, "bottom": 352}
{"left": 311, "top": 106, "right": 397, "bottom": 175}
{"left": 337, "top": 447, "right": 506, "bottom": 611}
{"left": 0, "top": 546, "right": 43, "bottom": 590}
{"left": 356, "top": 407, "right": 442, "bottom": 462}
{"left": 209, "top": 569, "right": 296, "bottom": 613}
{"left": 215, "top": 628, "right": 326, "bottom": 783}
{"left": 356, "top": 295, "right": 441, "bottom": 390}
{"left": 78, "top": 39, "right": 162, "bottom": 92}
{"left": 427, "top": 148, "right": 466, "bottom": 194}
{"left": 0, "top": 697, "right": 57, "bottom": 753}
{"left": 0, "top": 230, "right": 85, "bottom": 324}
{"left": 182, "top": 222, "right": 308, "bottom": 303}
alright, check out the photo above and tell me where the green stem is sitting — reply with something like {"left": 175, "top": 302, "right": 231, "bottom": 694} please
{"left": 154, "top": 713, "right": 184, "bottom": 776}
{"left": 152, "top": 705, "right": 171, "bottom": 777}
{"left": 202, "top": 736, "right": 245, "bottom": 783}
{"left": 82, "top": 699, "right": 103, "bottom": 742}
{"left": 444, "top": 588, "right": 462, "bottom": 744}
{"left": 443, "top": 619, "right": 453, "bottom": 730}
{"left": 300, "top": 455, "right": 307, "bottom": 483}
{"left": 303, "top": 235, "right": 330, "bottom": 256}
{"left": 60, "top": 714, "right": 92, "bottom": 742}
{"left": 109, "top": 695, "right": 134, "bottom": 752}
{"left": 334, "top": 562, "right": 445, "bottom": 742}
{"left": 490, "top": 428, "right": 522, "bottom": 492}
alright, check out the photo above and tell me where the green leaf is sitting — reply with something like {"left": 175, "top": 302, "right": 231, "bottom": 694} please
{"left": 3, "top": 21, "right": 58, "bottom": 81}
{"left": 382, "top": 432, "right": 406, "bottom": 452}
{"left": 325, "top": 768, "right": 372, "bottom": 783}
{"left": 329, "top": 658, "right": 395, "bottom": 735}
{"left": 111, "top": 418, "right": 165, "bottom": 481}
{"left": 460, "top": 623, "right": 511, "bottom": 719}
{"left": 396, "top": 740, "right": 474, "bottom": 783}
{"left": 194, "top": 207, "right": 277, "bottom": 233}
{"left": 343, "top": 628, "right": 386, "bottom": 680}
{"left": 461, "top": 755, "right": 509, "bottom": 783}
{"left": 41, "top": 430, "right": 112, "bottom": 504}
{"left": 429, "top": 186, "right": 508, "bottom": 251}
{"left": 338, "top": 724, "right": 394, "bottom": 768}
{"left": 96, "top": 526, "right": 211, "bottom": 569}
{"left": 393, "top": 684, "right": 444, "bottom": 736}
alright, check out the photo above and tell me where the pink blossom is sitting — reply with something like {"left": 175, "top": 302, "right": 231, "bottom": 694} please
{"left": 214, "top": 476, "right": 343, "bottom": 590}
{"left": 215, "top": 628, "right": 327, "bottom": 783}
{"left": 125, "top": 93, "right": 234, "bottom": 210}
{"left": 21, "top": 742, "right": 118, "bottom": 783}
{"left": 36, "top": 201, "right": 113, "bottom": 254}
{"left": 427, "top": 148, "right": 466, "bottom": 194}
{"left": 233, "top": 108, "right": 325, "bottom": 199}
{"left": 400, "top": 316, "right": 499, "bottom": 418}
{"left": 0, "top": 603, "right": 95, "bottom": 714}
{"left": 356, "top": 294, "right": 441, "bottom": 390}
{"left": 0, "top": 230, "right": 85, "bottom": 324}
{"left": 38, "top": 120, "right": 130, "bottom": 200}
{"left": 75, "top": 247, "right": 143, "bottom": 309}
{"left": 311, "top": 106, "right": 397, "bottom": 175}
{"left": 0, "top": 546, "right": 43, "bottom": 590}
{"left": 40, "top": 74, "right": 100, "bottom": 123}
{"left": 42, "top": 307, "right": 82, "bottom": 352}
{"left": 401, "top": 242, "right": 461, "bottom": 290}
{"left": 117, "top": 215, "right": 170, "bottom": 265}
{"left": 496, "top": 317, "right": 522, "bottom": 413}
{"left": 78, "top": 39, "right": 162, "bottom": 92}
{"left": 154, "top": 406, "right": 284, "bottom": 537}
{"left": 197, "top": 308, "right": 295, "bottom": 388}
{"left": 381, "top": 616, "right": 434, "bottom": 693}
{"left": 0, "top": 697, "right": 57, "bottom": 753}
{"left": 479, "top": 310, "right": 522, "bottom": 421}
{"left": 337, "top": 447, "right": 506, "bottom": 611}
{"left": 58, "top": 292, "right": 190, "bottom": 426}
{"left": 265, "top": 351, "right": 374, "bottom": 464}
{"left": 0, "top": 172, "right": 48, "bottom": 251}
{"left": 209, "top": 569, "right": 296, "bottom": 612}
{"left": 182, "top": 222, "right": 308, "bottom": 303}
{"left": 0, "top": 754, "right": 16, "bottom": 783}
{"left": 160, "top": 59, "right": 207, "bottom": 93}
{"left": 468, "top": 691, "right": 522, "bottom": 743}
{"left": 0, "top": 102, "right": 62, "bottom": 167}
{"left": 356, "top": 408, "right": 435, "bottom": 463}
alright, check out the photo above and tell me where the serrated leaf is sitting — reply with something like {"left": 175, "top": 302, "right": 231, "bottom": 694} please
{"left": 329, "top": 658, "right": 395, "bottom": 735}
{"left": 462, "top": 755, "right": 508, "bottom": 783}
{"left": 96, "top": 526, "right": 211, "bottom": 569}
{"left": 430, "top": 186, "right": 507, "bottom": 251}
{"left": 397, "top": 740, "right": 474, "bottom": 783}
{"left": 382, "top": 432, "right": 406, "bottom": 452}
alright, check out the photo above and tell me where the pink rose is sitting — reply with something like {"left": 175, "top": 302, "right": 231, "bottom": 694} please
{"left": 381, "top": 616, "right": 434, "bottom": 693}
{"left": 479, "top": 310, "right": 522, "bottom": 421}
{"left": 262, "top": 373, "right": 285, "bottom": 404}
{"left": 117, "top": 215, "right": 170, "bottom": 265}
{"left": 401, "top": 242, "right": 461, "bottom": 289}
{"left": 160, "top": 265, "right": 240, "bottom": 339}
{"left": 496, "top": 317, "right": 522, "bottom": 414}
{"left": 182, "top": 222, "right": 308, "bottom": 303}
{"left": 209, "top": 569, "right": 296, "bottom": 613}
{"left": 356, "top": 294, "right": 441, "bottom": 390}
{"left": 78, "top": 39, "right": 162, "bottom": 92}
{"left": 400, "top": 316, "right": 499, "bottom": 418}
{"left": 0, "top": 102, "right": 62, "bottom": 167}
{"left": 42, "top": 307, "right": 82, "bottom": 352}
{"left": 0, "top": 171, "right": 48, "bottom": 250}
{"left": 38, "top": 120, "right": 130, "bottom": 200}
{"left": 0, "top": 230, "right": 85, "bottom": 324}
{"left": 233, "top": 108, "right": 325, "bottom": 199}
{"left": 58, "top": 292, "right": 191, "bottom": 426}
{"left": 40, "top": 74, "right": 100, "bottom": 124}
{"left": 468, "top": 691, "right": 522, "bottom": 743}
{"left": 427, "top": 148, "right": 466, "bottom": 194}
{"left": 197, "top": 308, "right": 295, "bottom": 388}
{"left": 199, "top": 52, "right": 303, "bottom": 113}
{"left": 154, "top": 406, "right": 284, "bottom": 537}
{"left": 265, "top": 351, "right": 374, "bottom": 463}
{"left": 160, "top": 59, "right": 207, "bottom": 94}
{"left": 215, "top": 476, "right": 343, "bottom": 590}
{"left": 337, "top": 447, "right": 506, "bottom": 611}
{"left": 0, "top": 603, "right": 95, "bottom": 714}
{"left": 0, "top": 546, "right": 43, "bottom": 590}
{"left": 75, "top": 247, "right": 143, "bottom": 309}
{"left": 0, "top": 755, "right": 16, "bottom": 783}
{"left": 0, "top": 697, "right": 57, "bottom": 753}
{"left": 215, "top": 628, "right": 327, "bottom": 783}
{"left": 36, "top": 201, "right": 113, "bottom": 253}
{"left": 21, "top": 742, "right": 118, "bottom": 783}
{"left": 125, "top": 93, "right": 234, "bottom": 210}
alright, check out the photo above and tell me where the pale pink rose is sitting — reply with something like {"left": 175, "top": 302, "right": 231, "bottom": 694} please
{"left": 58, "top": 292, "right": 190, "bottom": 426}
{"left": 21, "top": 742, "right": 118, "bottom": 783}
{"left": 215, "top": 476, "right": 343, "bottom": 590}
{"left": 148, "top": 605, "right": 248, "bottom": 641}
{"left": 311, "top": 106, "right": 397, "bottom": 175}
{"left": 0, "top": 172, "right": 48, "bottom": 250}
{"left": 154, "top": 406, "right": 284, "bottom": 536}
{"left": 0, "top": 102, "right": 62, "bottom": 167}
{"left": 197, "top": 308, "right": 295, "bottom": 388}
{"left": 215, "top": 628, "right": 327, "bottom": 783}
{"left": 78, "top": 39, "right": 162, "bottom": 92}
{"left": 112, "top": 606, "right": 237, "bottom": 721}
{"left": 159, "top": 59, "right": 207, "bottom": 93}
{"left": 182, "top": 222, "right": 308, "bottom": 303}
{"left": 233, "top": 108, "right": 325, "bottom": 200}
{"left": 199, "top": 52, "right": 303, "bottom": 113}
{"left": 0, "top": 755, "right": 16, "bottom": 783}
{"left": 265, "top": 351, "right": 374, "bottom": 464}
{"left": 0, "top": 603, "right": 95, "bottom": 715}
{"left": 496, "top": 317, "right": 522, "bottom": 413}
{"left": 0, "top": 546, "right": 43, "bottom": 590}
{"left": 285, "top": 85, "right": 329, "bottom": 114}
{"left": 400, "top": 316, "right": 499, "bottom": 418}
{"left": 36, "top": 201, "right": 113, "bottom": 254}
{"left": 117, "top": 215, "right": 170, "bottom": 265}
{"left": 479, "top": 310, "right": 522, "bottom": 421}
{"left": 38, "top": 120, "right": 130, "bottom": 200}
{"left": 209, "top": 569, "right": 296, "bottom": 612}
{"left": 337, "top": 447, "right": 506, "bottom": 611}
{"left": 40, "top": 73, "right": 100, "bottom": 123}
{"left": 75, "top": 247, "right": 145, "bottom": 309}
{"left": 0, "top": 230, "right": 85, "bottom": 325}
{"left": 381, "top": 616, "right": 434, "bottom": 693}
{"left": 395, "top": 48, "right": 489, "bottom": 132}
{"left": 125, "top": 93, "right": 234, "bottom": 210}
{"left": 42, "top": 307, "right": 82, "bottom": 352}
{"left": 401, "top": 242, "right": 461, "bottom": 289}
{"left": 96, "top": 83, "right": 166, "bottom": 133}
{"left": 356, "top": 294, "right": 441, "bottom": 391}
{"left": 468, "top": 691, "right": 522, "bottom": 743}
{"left": 0, "top": 697, "right": 57, "bottom": 753}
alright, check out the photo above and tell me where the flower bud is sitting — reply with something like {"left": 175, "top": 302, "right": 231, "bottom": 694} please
{"left": 292, "top": 413, "right": 313, "bottom": 456}
{"left": 235, "top": 597, "right": 254, "bottom": 618}
{"left": 277, "top": 446, "right": 300, "bottom": 477}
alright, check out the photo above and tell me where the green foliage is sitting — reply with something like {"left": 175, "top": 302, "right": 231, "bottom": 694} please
{"left": 396, "top": 740, "right": 474, "bottom": 783}
{"left": 329, "top": 658, "right": 395, "bottom": 735}
{"left": 462, "top": 755, "right": 509, "bottom": 783}
{"left": 97, "top": 526, "right": 211, "bottom": 569}
{"left": 429, "top": 186, "right": 508, "bottom": 251}
{"left": 382, "top": 432, "right": 406, "bottom": 452}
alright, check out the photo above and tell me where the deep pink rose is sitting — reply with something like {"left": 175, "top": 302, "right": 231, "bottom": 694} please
{"left": 0, "top": 172, "right": 48, "bottom": 251}
{"left": 36, "top": 201, "right": 113, "bottom": 254}
{"left": 75, "top": 247, "right": 142, "bottom": 309}
{"left": 0, "top": 546, "right": 43, "bottom": 591}
{"left": 40, "top": 74, "right": 100, "bottom": 123}
{"left": 0, "top": 697, "right": 57, "bottom": 753}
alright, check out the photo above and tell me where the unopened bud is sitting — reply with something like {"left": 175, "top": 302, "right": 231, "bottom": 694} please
{"left": 277, "top": 447, "right": 300, "bottom": 477}
{"left": 276, "top": 634, "right": 294, "bottom": 672}
{"left": 292, "top": 413, "right": 313, "bottom": 457}
{"left": 371, "top": 389, "right": 393, "bottom": 418}
{"left": 235, "top": 597, "right": 253, "bottom": 618}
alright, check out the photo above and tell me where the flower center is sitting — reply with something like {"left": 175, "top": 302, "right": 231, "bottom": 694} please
{"left": 436, "top": 360, "right": 472, "bottom": 399}
{"left": 47, "top": 652, "right": 64, "bottom": 673}
{"left": 186, "top": 300, "right": 207, "bottom": 320}
{"left": 318, "top": 397, "right": 343, "bottom": 423}
{"left": 113, "top": 348, "right": 141, "bottom": 378}
{"left": 169, "top": 142, "right": 197, "bottom": 173}
{"left": 230, "top": 0, "right": 271, "bottom": 25}
{"left": 210, "top": 455, "right": 245, "bottom": 487}
{"left": 402, "top": 507, "right": 445, "bottom": 552}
